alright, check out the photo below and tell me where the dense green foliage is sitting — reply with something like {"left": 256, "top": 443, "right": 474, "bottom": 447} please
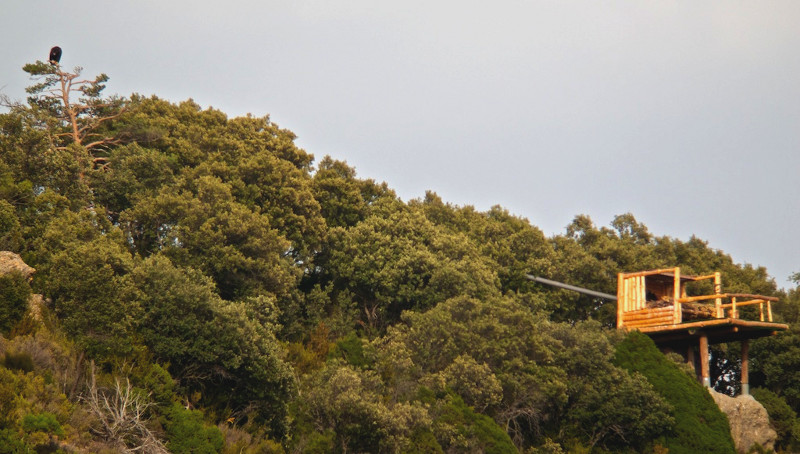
{"left": 0, "top": 271, "right": 30, "bottom": 333}
{"left": 752, "top": 387, "right": 800, "bottom": 451}
{"left": 0, "top": 59, "right": 796, "bottom": 452}
{"left": 614, "top": 331, "right": 735, "bottom": 453}
{"left": 164, "top": 404, "right": 225, "bottom": 454}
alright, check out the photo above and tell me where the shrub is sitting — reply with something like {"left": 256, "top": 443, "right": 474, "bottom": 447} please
{"left": 164, "top": 404, "right": 224, "bottom": 454}
{"left": 416, "top": 388, "right": 515, "bottom": 454}
{"left": 21, "top": 412, "right": 64, "bottom": 437}
{"left": 0, "top": 428, "right": 32, "bottom": 454}
{"left": 752, "top": 387, "right": 800, "bottom": 451}
{"left": 22, "top": 411, "right": 64, "bottom": 452}
{"left": 0, "top": 272, "right": 31, "bottom": 334}
{"left": 434, "top": 393, "right": 517, "bottom": 454}
{"left": 613, "top": 331, "right": 736, "bottom": 454}
{"left": 330, "top": 331, "right": 369, "bottom": 368}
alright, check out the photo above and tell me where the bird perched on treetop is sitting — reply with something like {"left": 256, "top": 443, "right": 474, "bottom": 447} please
{"left": 49, "top": 46, "right": 62, "bottom": 65}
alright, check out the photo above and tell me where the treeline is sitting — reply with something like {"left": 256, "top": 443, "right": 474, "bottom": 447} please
{"left": 0, "top": 62, "right": 797, "bottom": 452}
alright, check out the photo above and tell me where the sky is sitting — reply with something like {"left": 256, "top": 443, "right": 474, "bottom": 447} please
{"left": 2, "top": 1, "right": 799, "bottom": 287}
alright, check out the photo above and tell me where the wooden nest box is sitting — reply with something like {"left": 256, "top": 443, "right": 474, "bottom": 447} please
{"left": 617, "top": 267, "right": 788, "bottom": 391}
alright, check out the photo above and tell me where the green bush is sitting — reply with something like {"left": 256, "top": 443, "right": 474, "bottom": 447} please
{"left": 417, "top": 389, "right": 516, "bottom": 454}
{"left": 330, "top": 331, "right": 369, "bottom": 368}
{"left": 136, "top": 363, "right": 176, "bottom": 408}
{"left": 0, "top": 428, "right": 32, "bottom": 454}
{"left": 21, "top": 412, "right": 64, "bottom": 437}
{"left": 301, "top": 430, "right": 335, "bottom": 454}
{"left": 406, "top": 428, "right": 444, "bottom": 454}
{"left": 438, "top": 394, "right": 517, "bottom": 453}
{"left": 0, "top": 272, "right": 31, "bottom": 334}
{"left": 613, "top": 331, "right": 736, "bottom": 454}
{"left": 164, "top": 404, "right": 224, "bottom": 454}
{"left": 752, "top": 387, "right": 800, "bottom": 451}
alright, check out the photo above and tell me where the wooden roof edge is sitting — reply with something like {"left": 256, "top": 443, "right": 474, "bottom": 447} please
{"left": 620, "top": 269, "right": 711, "bottom": 282}
{"left": 619, "top": 268, "right": 679, "bottom": 279}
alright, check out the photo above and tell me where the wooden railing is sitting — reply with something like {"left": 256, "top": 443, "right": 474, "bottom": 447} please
{"left": 675, "top": 293, "right": 777, "bottom": 322}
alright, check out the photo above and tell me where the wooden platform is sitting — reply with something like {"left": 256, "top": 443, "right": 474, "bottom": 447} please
{"left": 636, "top": 318, "right": 788, "bottom": 347}
{"left": 616, "top": 267, "right": 788, "bottom": 392}
{"left": 617, "top": 268, "right": 782, "bottom": 335}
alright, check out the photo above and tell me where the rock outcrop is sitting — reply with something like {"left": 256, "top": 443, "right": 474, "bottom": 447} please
{"left": 709, "top": 389, "right": 777, "bottom": 453}
{"left": 0, "top": 251, "right": 35, "bottom": 280}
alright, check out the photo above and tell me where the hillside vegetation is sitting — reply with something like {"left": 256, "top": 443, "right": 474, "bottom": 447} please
{"left": 0, "top": 62, "right": 797, "bottom": 453}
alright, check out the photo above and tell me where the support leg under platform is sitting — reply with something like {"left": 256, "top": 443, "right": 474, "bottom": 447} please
{"left": 700, "top": 333, "right": 710, "bottom": 387}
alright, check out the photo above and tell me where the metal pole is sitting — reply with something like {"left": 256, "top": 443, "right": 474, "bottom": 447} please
{"left": 525, "top": 275, "right": 618, "bottom": 301}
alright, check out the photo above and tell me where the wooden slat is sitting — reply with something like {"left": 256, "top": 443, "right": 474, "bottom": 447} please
{"left": 674, "top": 268, "right": 682, "bottom": 324}
{"left": 624, "top": 310, "right": 674, "bottom": 321}
{"left": 719, "top": 299, "right": 768, "bottom": 308}
{"left": 625, "top": 306, "right": 674, "bottom": 314}
{"left": 726, "top": 293, "right": 779, "bottom": 302}
{"left": 624, "top": 276, "right": 632, "bottom": 327}
{"left": 626, "top": 315, "right": 674, "bottom": 323}
{"left": 715, "top": 272, "right": 722, "bottom": 318}
{"left": 677, "top": 293, "right": 778, "bottom": 304}
{"left": 623, "top": 278, "right": 629, "bottom": 313}
{"left": 625, "top": 315, "right": 674, "bottom": 324}
{"left": 678, "top": 294, "right": 727, "bottom": 304}
{"left": 639, "top": 276, "right": 646, "bottom": 310}
{"left": 625, "top": 314, "right": 674, "bottom": 324}
{"left": 623, "top": 308, "right": 673, "bottom": 318}
{"left": 624, "top": 307, "right": 674, "bottom": 317}
{"left": 617, "top": 273, "right": 624, "bottom": 329}
{"left": 626, "top": 318, "right": 674, "bottom": 328}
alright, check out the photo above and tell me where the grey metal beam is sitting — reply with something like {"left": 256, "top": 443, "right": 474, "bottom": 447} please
{"left": 525, "top": 274, "right": 618, "bottom": 301}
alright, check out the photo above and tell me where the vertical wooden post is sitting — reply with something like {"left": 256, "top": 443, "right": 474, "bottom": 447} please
{"left": 714, "top": 272, "right": 722, "bottom": 318}
{"left": 637, "top": 276, "right": 643, "bottom": 310}
{"left": 617, "top": 273, "right": 624, "bottom": 329}
{"left": 640, "top": 276, "right": 646, "bottom": 310}
{"left": 625, "top": 277, "right": 631, "bottom": 312}
{"left": 741, "top": 340, "right": 750, "bottom": 395}
{"left": 673, "top": 268, "right": 682, "bottom": 324}
{"left": 699, "top": 333, "right": 710, "bottom": 387}
{"left": 768, "top": 301, "right": 773, "bottom": 322}
{"left": 731, "top": 297, "right": 737, "bottom": 319}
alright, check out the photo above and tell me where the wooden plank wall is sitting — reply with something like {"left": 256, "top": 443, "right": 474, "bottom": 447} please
{"left": 620, "top": 275, "right": 647, "bottom": 312}
{"left": 618, "top": 268, "right": 681, "bottom": 329}
{"left": 623, "top": 306, "right": 674, "bottom": 329}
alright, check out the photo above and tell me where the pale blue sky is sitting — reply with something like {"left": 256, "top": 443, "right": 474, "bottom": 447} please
{"left": 2, "top": 1, "right": 799, "bottom": 286}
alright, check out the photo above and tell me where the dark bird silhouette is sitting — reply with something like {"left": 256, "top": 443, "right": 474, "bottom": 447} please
{"left": 49, "top": 46, "right": 62, "bottom": 65}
